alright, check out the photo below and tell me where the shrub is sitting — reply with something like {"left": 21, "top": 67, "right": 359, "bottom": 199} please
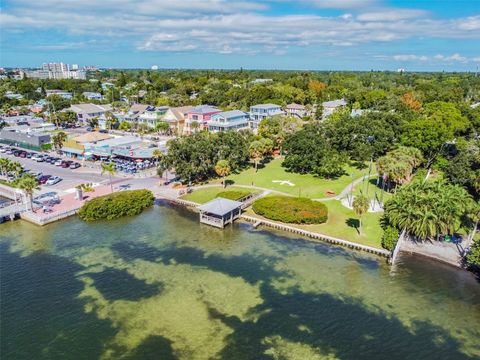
{"left": 252, "top": 196, "right": 328, "bottom": 224}
{"left": 78, "top": 189, "right": 154, "bottom": 221}
{"left": 466, "top": 240, "right": 480, "bottom": 270}
{"left": 382, "top": 226, "right": 399, "bottom": 251}
{"left": 216, "top": 190, "right": 251, "bottom": 201}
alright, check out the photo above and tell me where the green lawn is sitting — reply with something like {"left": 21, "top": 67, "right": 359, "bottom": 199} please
{"left": 181, "top": 186, "right": 252, "bottom": 204}
{"left": 226, "top": 158, "right": 374, "bottom": 199}
{"left": 245, "top": 198, "right": 384, "bottom": 248}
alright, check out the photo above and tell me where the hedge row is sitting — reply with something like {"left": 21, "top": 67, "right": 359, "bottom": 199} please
{"left": 252, "top": 196, "right": 328, "bottom": 224}
{"left": 78, "top": 189, "right": 154, "bottom": 221}
{"left": 216, "top": 190, "right": 251, "bottom": 201}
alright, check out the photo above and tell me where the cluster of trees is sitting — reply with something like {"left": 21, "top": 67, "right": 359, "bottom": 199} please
{"left": 384, "top": 181, "right": 477, "bottom": 241}
{"left": 159, "top": 130, "right": 255, "bottom": 183}
{"left": 0, "top": 158, "right": 23, "bottom": 179}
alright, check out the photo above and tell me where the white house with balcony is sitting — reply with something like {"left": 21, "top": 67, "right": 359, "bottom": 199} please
{"left": 207, "top": 110, "right": 250, "bottom": 133}
{"left": 249, "top": 104, "right": 284, "bottom": 129}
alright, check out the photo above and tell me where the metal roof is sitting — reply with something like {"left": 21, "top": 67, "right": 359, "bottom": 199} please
{"left": 197, "top": 197, "right": 243, "bottom": 216}
{"left": 213, "top": 110, "right": 248, "bottom": 119}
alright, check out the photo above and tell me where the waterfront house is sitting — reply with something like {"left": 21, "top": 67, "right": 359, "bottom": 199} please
{"left": 184, "top": 105, "right": 221, "bottom": 134}
{"left": 198, "top": 197, "right": 243, "bottom": 228}
{"left": 208, "top": 110, "right": 250, "bottom": 133}
{"left": 322, "top": 99, "right": 347, "bottom": 119}
{"left": 249, "top": 104, "right": 284, "bottom": 128}
{"left": 162, "top": 106, "right": 193, "bottom": 135}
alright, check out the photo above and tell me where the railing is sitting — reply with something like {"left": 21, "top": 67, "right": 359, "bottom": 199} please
{"left": 22, "top": 208, "right": 78, "bottom": 225}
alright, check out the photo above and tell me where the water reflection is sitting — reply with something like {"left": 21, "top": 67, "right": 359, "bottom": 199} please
{"left": 0, "top": 204, "right": 479, "bottom": 359}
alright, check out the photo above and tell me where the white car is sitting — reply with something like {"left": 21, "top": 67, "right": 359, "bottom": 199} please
{"left": 54, "top": 159, "right": 63, "bottom": 166}
{"left": 46, "top": 176, "right": 62, "bottom": 185}
{"left": 0, "top": 147, "right": 6, "bottom": 153}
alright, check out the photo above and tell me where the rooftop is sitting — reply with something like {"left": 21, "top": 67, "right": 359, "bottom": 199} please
{"left": 286, "top": 103, "right": 305, "bottom": 110}
{"left": 323, "top": 99, "right": 347, "bottom": 107}
{"left": 197, "top": 197, "right": 243, "bottom": 216}
{"left": 73, "top": 132, "right": 113, "bottom": 143}
{"left": 70, "top": 103, "right": 111, "bottom": 114}
{"left": 251, "top": 103, "right": 282, "bottom": 109}
{"left": 214, "top": 110, "right": 248, "bottom": 119}
{"left": 190, "top": 105, "right": 221, "bottom": 114}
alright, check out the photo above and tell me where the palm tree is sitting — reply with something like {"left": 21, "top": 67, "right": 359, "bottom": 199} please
{"left": 101, "top": 162, "right": 116, "bottom": 193}
{"left": 8, "top": 161, "right": 23, "bottom": 179}
{"left": 18, "top": 173, "right": 39, "bottom": 212}
{"left": 0, "top": 158, "right": 9, "bottom": 177}
{"left": 52, "top": 131, "right": 67, "bottom": 150}
{"left": 215, "top": 160, "right": 231, "bottom": 188}
{"left": 249, "top": 140, "right": 264, "bottom": 173}
{"left": 190, "top": 120, "right": 200, "bottom": 134}
{"left": 384, "top": 181, "right": 472, "bottom": 241}
{"left": 155, "top": 121, "right": 170, "bottom": 135}
{"left": 352, "top": 193, "right": 370, "bottom": 235}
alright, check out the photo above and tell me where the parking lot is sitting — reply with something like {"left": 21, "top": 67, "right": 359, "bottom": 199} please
{"left": 1, "top": 146, "right": 111, "bottom": 192}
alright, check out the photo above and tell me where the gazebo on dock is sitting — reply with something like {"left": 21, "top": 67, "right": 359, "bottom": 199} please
{"left": 197, "top": 197, "right": 243, "bottom": 228}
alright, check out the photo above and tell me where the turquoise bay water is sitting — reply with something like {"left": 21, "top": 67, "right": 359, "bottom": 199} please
{"left": 1, "top": 202, "right": 479, "bottom": 360}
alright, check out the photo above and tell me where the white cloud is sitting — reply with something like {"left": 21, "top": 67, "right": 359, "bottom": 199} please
{"left": 357, "top": 9, "right": 427, "bottom": 22}
{"left": 393, "top": 54, "right": 428, "bottom": 61}
{"left": 393, "top": 53, "right": 475, "bottom": 64}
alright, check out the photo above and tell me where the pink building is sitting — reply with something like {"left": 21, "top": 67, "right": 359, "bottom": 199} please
{"left": 184, "top": 105, "right": 221, "bottom": 134}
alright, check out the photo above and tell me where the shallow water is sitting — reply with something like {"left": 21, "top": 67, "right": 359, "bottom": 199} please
{"left": 1, "top": 202, "right": 479, "bottom": 360}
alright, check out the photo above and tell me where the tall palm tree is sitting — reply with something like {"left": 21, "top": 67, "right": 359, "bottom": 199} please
{"left": 352, "top": 193, "right": 370, "bottom": 235}
{"left": 249, "top": 140, "right": 264, "bottom": 173}
{"left": 215, "top": 160, "right": 231, "bottom": 188}
{"left": 18, "top": 173, "right": 39, "bottom": 212}
{"left": 101, "top": 162, "right": 116, "bottom": 193}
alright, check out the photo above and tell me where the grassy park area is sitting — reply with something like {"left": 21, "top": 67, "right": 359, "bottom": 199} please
{"left": 244, "top": 198, "right": 384, "bottom": 248}
{"left": 225, "top": 158, "right": 374, "bottom": 199}
{"left": 181, "top": 186, "right": 252, "bottom": 204}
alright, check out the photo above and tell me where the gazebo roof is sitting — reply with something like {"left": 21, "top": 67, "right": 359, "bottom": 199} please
{"left": 198, "top": 197, "right": 243, "bottom": 216}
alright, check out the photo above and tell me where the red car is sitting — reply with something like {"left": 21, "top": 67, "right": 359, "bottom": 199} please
{"left": 39, "top": 175, "right": 52, "bottom": 184}
{"left": 61, "top": 161, "right": 72, "bottom": 168}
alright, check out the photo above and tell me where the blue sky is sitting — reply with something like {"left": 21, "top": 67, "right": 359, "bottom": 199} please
{"left": 0, "top": 0, "right": 479, "bottom": 71}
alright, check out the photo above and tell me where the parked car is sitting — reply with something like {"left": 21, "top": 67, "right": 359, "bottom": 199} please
{"left": 46, "top": 176, "right": 62, "bottom": 185}
{"left": 86, "top": 127, "right": 92, "bottom": 132}
{"left": 26, "top": 152, "right": 33, "bottom": 158}
{"left": 61, "top": 161, "right": 72, "bottom": 168}
{"left": 35, "top": 155, "right": 45, "bottom": 162}
{"left": 54, "top": 159, "right": 63, "bottom": 166}
{"left": 69, "top": 162, "right": 81, "bottom": 169}
{"left": 13, "top": 150, "right": 21, "bottom": 157}
{"left": 19, "top": 151, "right": 27, "bottom": 158}
{"left": 5, "top": 148, "right": 13, "bottom": 155}
{"left": 39, "top": 175, "right": 52, "bottom": 184}
{"left": 0, "top": 147, "right": 6, "bottom": 153}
